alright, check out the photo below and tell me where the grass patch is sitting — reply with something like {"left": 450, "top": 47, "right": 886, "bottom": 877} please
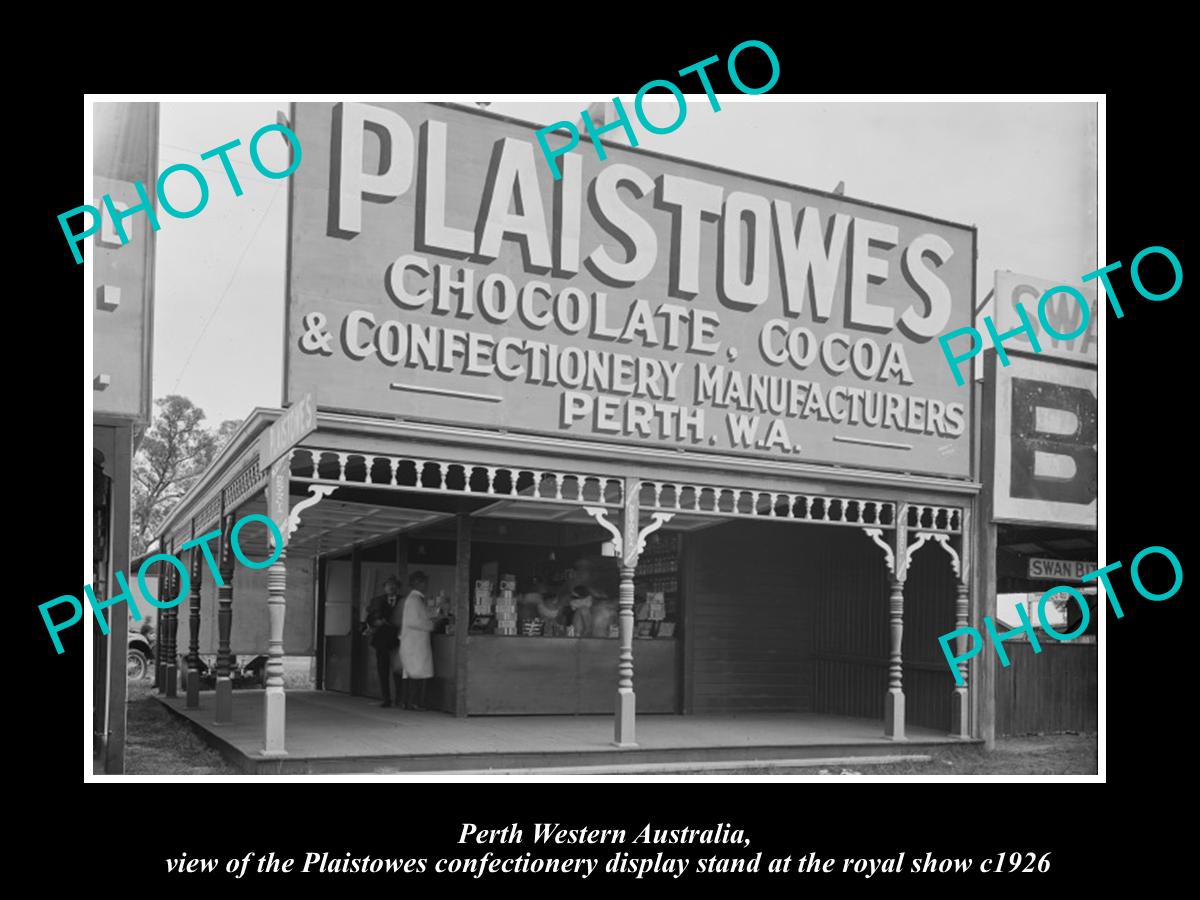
{"left": 125, "top": 685, "right": 241, "bottom": 776}
{"left": 731, "top": 734, "right": 1097, "bottom": 775}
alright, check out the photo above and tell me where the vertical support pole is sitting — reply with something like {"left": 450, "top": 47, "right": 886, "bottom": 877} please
{"left": 263, "top": 456, "right": 290, "bottom": 754}
{"left": 453, "top": 514, "right": 471, "bottom": 717}
{"left": 977, "top": 517, "right": 998, "bottom": 749}
{"left": 263, "top": 546, "right": 288, "bottom": 756}
{"left": 154, "top": 557, "right": 166, "bottom": 690}
{"left": 396, "top": 533, "right": 409, "bottom": 586}
{"left": 164, "top": 559, "right": 178, "bottom": 698}
{"left": 214, "top": 511, "right": 235, "bottom": 725}
{"left": 680, "top": 535, "right": 693, "bottom": 715}
{"left": 91, "top": 451, "right": 110, "bottom": 763}
{"left": 615, "top": 476, "right": 640, "bottom": 747}
{"left": 884, "top": 506, "right": 908, "bottom": 741}
{"left": 950, "top": 507, "right": 972, "bottom": 739}
{"left": 615, "top": 563, "right": 637, "bottom": 746}
{"left": 977, "top": 355, "right": 999, "bottom": 749}
{"left": 106, "top": 428, "right": 131, "bottom": 771}
{"left": 951, "top": 580, "right": 971, "bottom": 738}
{"left": 394, "top": 534, "right": 409, "bottom": 704}
{"left": 349, "top": 544, "right": 362, "bottom": 696}
{"left": 315, "top": 556, "right": 327, "bottom": 692}
{"left": 396, "top": 531, "right": 410, "bottom": 707}
{"left": 186, "top": 538, "right": 203, "bottom": 708}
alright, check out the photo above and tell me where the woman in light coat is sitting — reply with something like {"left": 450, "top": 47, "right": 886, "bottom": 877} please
{"left": 398, "top": 571, "right": 435, "bottom": 709}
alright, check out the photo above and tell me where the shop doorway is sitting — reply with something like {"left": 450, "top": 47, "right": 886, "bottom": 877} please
{"left": 685, "top": 519, "right": 958, "bottom": 732}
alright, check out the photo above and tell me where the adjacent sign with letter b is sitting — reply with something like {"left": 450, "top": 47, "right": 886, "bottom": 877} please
{"left": 985, "top": 352, "right": 1097, "bottom": 528}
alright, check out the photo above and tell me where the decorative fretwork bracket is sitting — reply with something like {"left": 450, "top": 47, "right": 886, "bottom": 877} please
{"left": 907, "top": 522, "right": 969, "bottom": 583}
{"left": 955, "top": 507, "right": 971, "bottom": 585}
{"left": 902, "top": 532, "right": 960, "bottom": 580}
{"left": 864, "top": 504, "right": 909, "bottom": 579}
{"left": 584, "top": 506, "right": 623, "bottom": 554}
{"left": 862, "top": 528, "right": 895, "bottom": 575}
{"left": 866, "top": 502, "right": 969, "bottom": 583}
{"left": 283, "top": 485, "right": 338, "bottom": 546}
{"left": 630, "top": 513, "right": 674, "bottom": 566}
{"left": 926, "top": 533, "right": 961, "bottom": 579}
{"left": 268, "top": 454, "right": 337, "bottom": 550}
{"left": 584, "top": 506, "right": 675, "bottom": 568}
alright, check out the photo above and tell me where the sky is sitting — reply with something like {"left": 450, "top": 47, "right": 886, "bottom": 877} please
{"left": 150, "top": 99, "right": 1096, "bottom": 427}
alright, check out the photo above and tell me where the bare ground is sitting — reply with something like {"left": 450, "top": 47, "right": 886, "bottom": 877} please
{"left": 125, "top": 680, "right": 241, "bottom": 775}
{"left": 732, "top": 733, "right": 1097, "bottom": 775}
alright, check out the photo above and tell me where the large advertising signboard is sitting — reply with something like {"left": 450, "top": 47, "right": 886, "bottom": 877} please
{"left": 286, "top": 102, "right": 976, "bottom": 477}
{"left": 985, "top": 352, "right": 1097, "bottom": 528}
{"left": 994, "top": 270, "right": 1098, "bottom": 366}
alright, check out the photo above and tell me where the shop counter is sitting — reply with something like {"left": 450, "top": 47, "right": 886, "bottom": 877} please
{"left": 430, "top": 634, "right": 678, "bottom": 715}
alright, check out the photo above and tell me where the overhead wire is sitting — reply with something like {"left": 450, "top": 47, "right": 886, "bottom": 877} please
{"left": 168, "top": 183, "right": 283, "bottom": 392}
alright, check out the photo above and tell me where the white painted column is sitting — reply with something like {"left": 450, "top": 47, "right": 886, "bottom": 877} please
{"left": 263, "top": 547, "right": 287, "bottom": 756}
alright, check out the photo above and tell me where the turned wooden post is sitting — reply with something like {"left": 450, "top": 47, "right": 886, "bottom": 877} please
{"left": 263, "top": 455, "right": 293, "bottom": 755}
{"left": 884, "top": 575, "right": 906, "bottom": 740}
{"left": 186, "top": 538, "right": 203, "bottom": 709}
{"left": 950, "top": 580, "right": 970, "bottom": 737}
{"left": 884, "top": 508, "right": 909, "bottom": 741}
{"left": 164, "top": 557, "right": 179, "bottom": 698}
{"left": 263, "top": 546, "right": 287, "bottom": 755}
{"left": 453, "top": 514, "right": 471, "bottom": 717}
{"left": 215, "top": 511, "right": 235, "bottom": 725}
{"left": 614, "top": 477, "right": 640, "bottom": 747}
{"left": 154, "top": 557, "right": 167, "bottom": 690}
{"left": 950, "top": 508, "right": 972, "bottom": 739}
{"left": 615, "top": 563, "right": 637, "bottom": 746}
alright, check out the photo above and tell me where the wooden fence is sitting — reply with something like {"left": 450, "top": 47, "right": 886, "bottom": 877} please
{"left": 995, "top": 641, "right": 1097, "bottom": 736}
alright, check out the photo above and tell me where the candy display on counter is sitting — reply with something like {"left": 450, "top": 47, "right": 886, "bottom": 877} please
{"left": 462, "top": 555, "right": 681, "bottom": 642}
{"left": 634, "top": 531, "right": 680, "bottom": 624}
{"left": 494, "top": 581, "right": 518, "bottom": 636}
{"left": 474, "top": 579, "right": 493, "bottom": 615}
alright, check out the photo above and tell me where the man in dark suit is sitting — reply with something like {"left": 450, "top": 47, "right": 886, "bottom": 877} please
{"left": 363, "top": 576, "right": 403, "bottom": 708}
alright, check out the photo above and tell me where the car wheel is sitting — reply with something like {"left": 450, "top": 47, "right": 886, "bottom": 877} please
{"left": 127, "top": 649, "right": 148, "bottom": 681}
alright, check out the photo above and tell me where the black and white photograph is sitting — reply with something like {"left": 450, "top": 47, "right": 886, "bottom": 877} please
{"left": 82, "top": 93, "right": 1107, "bottom": 782}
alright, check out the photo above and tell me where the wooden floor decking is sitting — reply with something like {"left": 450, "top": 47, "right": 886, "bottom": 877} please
{"left": 157, "top": 690, "right": 974, "bottom": 774}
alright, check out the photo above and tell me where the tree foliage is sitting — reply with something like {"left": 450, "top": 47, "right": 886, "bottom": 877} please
{"left": 131, "top": 395, "right": 240, "bottom": 556}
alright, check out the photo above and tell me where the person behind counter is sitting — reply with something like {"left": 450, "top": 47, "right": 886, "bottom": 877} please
{"left": 538, "top": 594, "right": 568, "bottom": 635}
{"left": 589, "top": 594, "right": 616, "bottom": 638}
{"left": 363, "top": 576, "right": 403, "bottom": 708}
{"left": 399, "top": 571, "right": 440, "bottom": 710}
{"left": 569, "top": 585, "right": 593, "bottom": 636}
{"left": 561, "top": 558, "right": 609, "bottom": 601}
{"left": 562, "top": 556, "right": 618, "bottom": 638}
{"left": 518, "top": 577, "right": 547, "bottom": 629}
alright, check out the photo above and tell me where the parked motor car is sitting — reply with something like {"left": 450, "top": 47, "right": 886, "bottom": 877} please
{"left": 241, "top": 655, "right": 269, "bottom": 687}
{"left": 127, "top": 631, "right": 154, "bottom": 681}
